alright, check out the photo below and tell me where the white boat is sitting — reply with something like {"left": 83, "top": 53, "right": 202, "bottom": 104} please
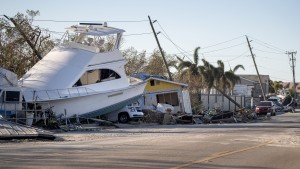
{"left": 18, "top": 22, "right": 147, "bottom": 118}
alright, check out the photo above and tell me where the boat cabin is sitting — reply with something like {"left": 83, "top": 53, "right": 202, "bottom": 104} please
{"left": 60, "top": 22, "right": 125, "bottom": 53}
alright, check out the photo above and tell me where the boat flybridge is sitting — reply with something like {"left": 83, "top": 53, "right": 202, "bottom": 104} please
{"left": 17, "top": 22, "right": 147, "bottom": 119}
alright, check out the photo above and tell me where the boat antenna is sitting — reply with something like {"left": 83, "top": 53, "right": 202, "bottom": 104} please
{"left": 79, "top": 23, "right": 103, "bottom": 26}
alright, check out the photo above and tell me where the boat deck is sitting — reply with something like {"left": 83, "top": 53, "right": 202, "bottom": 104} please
{"left": 0, "top": 118, "right": 55, "bottom": 140}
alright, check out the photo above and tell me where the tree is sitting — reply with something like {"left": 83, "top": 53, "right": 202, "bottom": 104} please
{"left": 122, "top": 47, "right": 147, "bottom": 75}
{"left": 199, "top": 59, "right": 245, "bottom": 109}
{"left": 270, "top": 80, "right": 283, "bottom": 94}
{"left": 215, "top": 60, "right": 244, "bottom": 94}
{"left": 143, "top": 49, "right": 176, "bottom": 77}
{"left": 0, "top": 10, "right": 55, "bottom": 77}
{"left": 177, "top": 47, "right": 201, "bottom": 81}
{"left": 176, "top": 47, "right": 203, "bottom": 112}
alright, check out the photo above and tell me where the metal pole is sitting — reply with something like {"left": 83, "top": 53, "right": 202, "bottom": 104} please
{"left": 148, "top": 15, "right": 173, "bottom": 81}
{"left": 286, "top": 51, "right": 297, "bottom": 99}
{"left": 246, "top": 36, "right": 266, "bottom": 100}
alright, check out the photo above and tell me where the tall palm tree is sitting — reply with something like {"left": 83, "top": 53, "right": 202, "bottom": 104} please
{"left": 177, "top": 47, "right": 203, "bottom": 112}
{"left": 199, "top": 59, "right": 245, "bottom": 109}
{"left": 198, "top": 59, "right": 217, "bottom": 109}
{"left": 215, "top": 60, "right": 244, "bottom": 94}
{"left": 177, "top": 47, "right": 201, "bottom": 79}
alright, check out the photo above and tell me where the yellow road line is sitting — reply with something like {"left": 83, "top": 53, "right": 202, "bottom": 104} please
{"left": 170, "top": 140, "right": 273, "bottom": 169}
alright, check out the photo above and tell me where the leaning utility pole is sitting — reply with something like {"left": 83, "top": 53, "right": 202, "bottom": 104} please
{"left": 148, "top": 15, "right": 173, "bottom": 81}
{"left": 4, "top": 15, "right": 42, "bottom": 60}
{"left": 286, "top": 51, "right": 297, "bottom": 99}
{"left": 246, "top": 35, "right": 266, "bottom": 100}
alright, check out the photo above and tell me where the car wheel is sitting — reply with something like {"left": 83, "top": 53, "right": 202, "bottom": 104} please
{"left": 118, "top": 112, "right": 129, "bottom": 123}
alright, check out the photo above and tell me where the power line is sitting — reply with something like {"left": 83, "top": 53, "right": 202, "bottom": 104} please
{"left": 33, "top": 19, "right": 148, "bottom": 23}
{"left": 248, "top": 35, "right": 286, "bottom": 53}
{"left": 123, "top": 32, "right": 152, "bottom": 36}
{"left": 156, "top": 21, "right": 193, "bottom": 62}
{"left": 159, "top": 32, "right": 193, "bottom": 62}
{"left": 166, "top": 36, "right": 246, "bottom": 55}
{"left": 227, "top": 50, "right": 249, "bottom": 62}
{"left": 200, "top": 42, "right": 247, "bottom": 54}
{"left": 253, "top": 48, "right": 285, "bottom": 54}
{"left": 256, "top": 65, "right": 291, "bottom": 74}
{"left": 201, "top": 35, "right": 245, "bottom": 49}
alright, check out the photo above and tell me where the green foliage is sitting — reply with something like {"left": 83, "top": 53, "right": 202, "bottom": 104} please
{"left": 0, "top": 10, "right": 55, "bottom": 77}
{"left": 122, "top": 47, "right": 147, "bottom": 75}
{"left": 270, "top": 80, "right": 283, "bottom": 94}
{"left": 288, "top": 88, "right": 295, "bottom": 96}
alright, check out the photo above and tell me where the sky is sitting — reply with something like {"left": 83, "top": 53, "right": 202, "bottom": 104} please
{"left": 1, "top": 0, "right": 299, "bottom": 82}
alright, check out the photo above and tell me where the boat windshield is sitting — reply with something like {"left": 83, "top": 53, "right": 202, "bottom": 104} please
{"left": 59, "top": 23, "right": 124, "bottom": 53}
{"left": 61, "top": 32, "right": 118, "bottom": 53}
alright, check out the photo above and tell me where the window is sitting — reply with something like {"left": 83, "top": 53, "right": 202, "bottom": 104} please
{"left": 73, "top": 69, "right": 120, "bottom": 87}
{"left": 150, "top": 80, "right": 155, "bottom": 86}
{"left": 156, "top": 92, "right": 179, "bottom": 106}
{"left": 5, "top": 91, "right": 20, "bottom": 102}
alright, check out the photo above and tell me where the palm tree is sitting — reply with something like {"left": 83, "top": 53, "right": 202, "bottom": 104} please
{"left": 198, "top": 59, "right": 217, "bottom": 109}
{"left": 199, "top": 59, "right": 245, "bottom": 109}
{"left": 177, "top": 47, "right": 201, "bottom": 79}
{"left": 177, "top": 47, "right": 203, "bottom": 112}
{"left": 215, "top": 60, "right": 244, "bottom": 94}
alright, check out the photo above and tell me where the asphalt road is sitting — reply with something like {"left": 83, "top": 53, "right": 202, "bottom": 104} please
{"left": 0, "top": 112, "right": 299, "bottom": 169}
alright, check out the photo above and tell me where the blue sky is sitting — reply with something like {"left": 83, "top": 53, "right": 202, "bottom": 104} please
{"left": 1, "top": 0, "right": 299, "bottom": 82}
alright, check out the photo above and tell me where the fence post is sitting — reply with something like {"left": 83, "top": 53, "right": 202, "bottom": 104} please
{"left": 64, "top": 109, "right": 67, "bottom": 125}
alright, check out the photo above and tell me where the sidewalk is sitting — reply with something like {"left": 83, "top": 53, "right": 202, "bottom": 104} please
{"left": 0, "top": 118, "right": 55, "bottom": 140}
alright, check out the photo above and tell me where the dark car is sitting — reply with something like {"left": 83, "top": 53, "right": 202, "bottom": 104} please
{"left": 255, "top": 101, "right": 276, "bottom": 116}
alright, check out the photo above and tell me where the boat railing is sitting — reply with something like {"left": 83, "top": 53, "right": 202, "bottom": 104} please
{"left": 25, "top": 87, "right": 97, "bottom": 101}
{"left": 0, "top": 101, "right": 52, "bottom": 126}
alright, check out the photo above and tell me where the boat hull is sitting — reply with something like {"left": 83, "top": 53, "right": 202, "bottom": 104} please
{"left": 40, "top": 82, "right": 146, "bottom": 118}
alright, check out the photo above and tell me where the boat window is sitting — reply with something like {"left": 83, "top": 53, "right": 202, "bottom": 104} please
{"left": 4, "top": 91, "right": 20, "bottom": 102}
{"left": 65, "top": 32, "right": 118, "bottom": 53}
{"left": 73, "top": 69, "right": 121, "bottom": 87}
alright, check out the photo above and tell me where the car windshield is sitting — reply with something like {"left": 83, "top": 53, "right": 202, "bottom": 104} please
{"left": 258, "top": 102, "right": 272, "bottom": 106}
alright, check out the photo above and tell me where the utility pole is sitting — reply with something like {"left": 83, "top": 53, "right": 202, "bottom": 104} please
{"left": 246, "top": 35, "right": 266, "bottom": 100}
{"left": 286, "top": 51, "right": 297, "bottom": 99}
{"left": 148, "top": 15, "right": 173, "bottom": 81}
{"left": 4, "top": 15, "right": 42, "bottom": 60}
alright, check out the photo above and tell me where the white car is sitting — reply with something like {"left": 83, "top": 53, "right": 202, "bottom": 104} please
{"left": 105, "top": 105, "right": 144, "bottom": 123}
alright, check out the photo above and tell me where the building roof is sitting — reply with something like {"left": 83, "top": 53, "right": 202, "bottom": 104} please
{"left": 130, "top": 73, "right": 188, "bottom": 87}
{"left": 281, "top": 82, "right": 300, "bottom": 92}
{"left": 146, "top": 77, "right": 188, "bottom": 87}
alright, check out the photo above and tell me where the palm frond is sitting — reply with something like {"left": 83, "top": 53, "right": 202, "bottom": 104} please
{"left": 233, "top": 64, "right": 245, "bottom": 72}
{"left": 193, "top": 47, "right": 200, "bottom": 65}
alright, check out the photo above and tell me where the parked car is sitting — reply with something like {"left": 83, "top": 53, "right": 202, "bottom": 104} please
{"left": 267, "top": 99, "right": 283, "bottom": 112}
{"left": 255, "top": 101, "right": 276, "bottom": 116}
{"left": 104, "top": 105, "right": 144, "bottom": 123}
{"left": 267, "top": 97, "right": 284, "bottom": 112}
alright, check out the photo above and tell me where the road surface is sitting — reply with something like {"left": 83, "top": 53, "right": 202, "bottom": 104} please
{"left": 0, "top": 112, "right": 299, "bottom": 169}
